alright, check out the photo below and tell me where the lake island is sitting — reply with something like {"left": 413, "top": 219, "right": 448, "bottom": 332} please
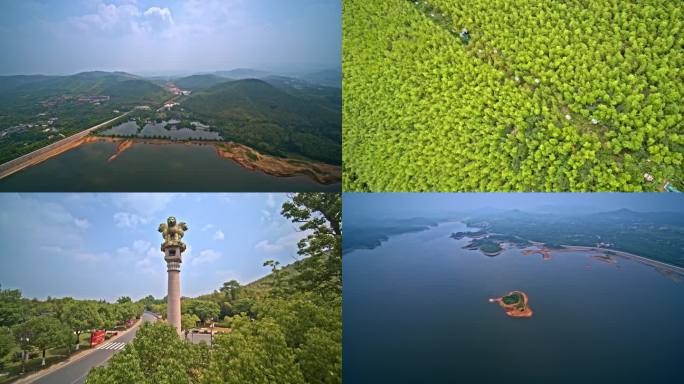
{"left": 490, "top": 291, "right": 533, "bottom": 318}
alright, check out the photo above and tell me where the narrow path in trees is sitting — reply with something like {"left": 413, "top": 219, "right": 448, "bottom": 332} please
{"left": 408, "top": 0, "right": 608, "bottom": 139}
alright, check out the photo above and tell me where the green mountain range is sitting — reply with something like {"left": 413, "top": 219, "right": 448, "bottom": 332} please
{"left": 0, "top": 71, "right": 170, "bottom": 114}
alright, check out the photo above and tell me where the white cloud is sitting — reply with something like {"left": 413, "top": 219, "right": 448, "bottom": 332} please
{"left": 144, "top": 6, "right": 174, "bottom": 25}
{"left": 213, "top": 230, "right": 225, "bottom": 241}
{"left": 39, "top": 245, "right": 66, "bottom": 253}
{"left": 115, "top": 246, "right": 134, "bottom": 259}
{"left": 0, "top": 194, "right": 87, "bottom": 249}
{"left": 111, "top": 194, "right": 175, "bottom": 217}
{"left": 266, "top": 193, "right": 276, "bottom": 208}
{"left": 136, "top": 256, "right": 156, "bottom": 274}
{"left": 202, "top": 224, "right": 214, "bottom": 231}
{"left": 111, "top": 194, "right": 178, "bottom": 229}
{"left": 75, "top": 252, "right": 110, "bottom": 262}
{"left": 133, "top": 240, "right": 151, "bottom": 253}
{"left": 74, "top": 217, "right": 90, "bottom": 229}
{"left": 260, "top": 209, "right": 273, "bottom": 223}
{"left": 113, "top": 212, "right": 149, "bottom": 228}
{"left": 120, "top": 239, "right": 163, "bottom": 274}
{"left": 254, "top": 239, "right": 282, "bottom": 253}
{"left": 254, "top": 231, "right": 308, "bottom": 254}
{"left": 192, "top": 249, "right": 220, "bottom": 265}
{"left": 70, "top": 2, "right": 141, "bottom": 32}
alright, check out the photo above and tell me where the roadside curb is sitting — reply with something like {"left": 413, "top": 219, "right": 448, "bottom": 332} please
{"left": 13, "top": 317, "right": 143, "bottom": 384}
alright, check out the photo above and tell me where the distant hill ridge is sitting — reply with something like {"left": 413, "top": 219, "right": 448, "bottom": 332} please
{"left": 174, "top": 74, "right": 230, "bottom": 91}
{"left": 0, "top": 71, "right": 169, "bottom": 107}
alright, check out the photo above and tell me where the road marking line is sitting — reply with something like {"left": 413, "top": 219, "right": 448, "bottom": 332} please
{"left": 97, "top": 342, "right": 127, "bottom": 350}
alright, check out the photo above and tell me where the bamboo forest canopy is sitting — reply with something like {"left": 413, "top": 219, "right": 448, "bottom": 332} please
{"left": 343, "top": 0, "right": 682, "bottom": 191}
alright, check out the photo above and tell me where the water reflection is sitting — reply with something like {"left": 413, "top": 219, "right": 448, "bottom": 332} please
{"left": 100, "top": 119, "right": 222, "bottom": 140}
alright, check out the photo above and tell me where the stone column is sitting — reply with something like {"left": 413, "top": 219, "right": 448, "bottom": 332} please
{"left": 164, "top": 246, "right": 182, "bottom": 336}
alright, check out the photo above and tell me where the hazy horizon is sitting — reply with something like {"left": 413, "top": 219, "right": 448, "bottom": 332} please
{"left": 0, "top": 66, "right": 341, "bottom": 79}
{"left": 344, "top": 193, "right": 684, "bottom": 222}
{"left": 0, "top": 0, "right": 341, "bottom": 76}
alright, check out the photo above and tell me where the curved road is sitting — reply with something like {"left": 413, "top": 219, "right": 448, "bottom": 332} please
{"left": 30, "top": 312, "right": 157, "bottom": 384}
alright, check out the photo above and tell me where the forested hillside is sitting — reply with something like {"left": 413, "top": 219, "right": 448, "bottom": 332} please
{"left": 174, "top": 75, "right": 230, "bottom": 91}
{"left": 343, "top": 0, "right": 682, "bottom": 191}
{"left": 184, "top": 79, "right": 342, "bottom": 165}
{"left": 0, "top": 71, "right": 169, "bottom": 113}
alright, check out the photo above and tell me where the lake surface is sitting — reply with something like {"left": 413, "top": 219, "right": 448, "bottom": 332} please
{"left": 99, "top": 120, "right": 222, "bottom": 140}
{"left": 0, "top": 141, "right": 340, "bottom": 192}
{"left": 344, "top": 222, "right": 684, "bottom": 383}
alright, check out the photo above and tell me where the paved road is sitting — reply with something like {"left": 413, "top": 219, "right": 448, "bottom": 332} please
{"left": 0, "top": 112, "right": 131, "bottom": 179}
{"left": 31, "top": 312, "right": 157, "bottom": 384}
{"left": 563, "top": 245, "right": 684, "bottom": 274}
{"left": 0, "top": 95, "right": 179, "bottom": 179}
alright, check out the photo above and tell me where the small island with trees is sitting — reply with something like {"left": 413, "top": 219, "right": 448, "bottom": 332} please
{"left": 451, "top": 228, "right": 530, "bottom": 257}
{"left": 490, "top": 291, "right": 533, "bottom": 318}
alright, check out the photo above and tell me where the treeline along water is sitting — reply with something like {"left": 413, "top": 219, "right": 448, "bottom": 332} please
{"left": 0, "top": 141, "right": 339, "bottom": 192}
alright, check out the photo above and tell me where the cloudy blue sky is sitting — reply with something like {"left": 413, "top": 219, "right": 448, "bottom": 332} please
{"left": 0, "top": 193, "right": 308, "bottom": 301}
{"left": 0, "top": 0, "right": 341, "bottom": 75}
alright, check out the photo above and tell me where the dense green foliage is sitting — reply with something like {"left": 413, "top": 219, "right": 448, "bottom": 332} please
{"left": 183, "top": 79, "right": 341, "bottom": 165}
{"left": 501, "top": 292, "right": 525, "bottom": 311}
{"left": 86, "top": 322, "right": 210, "bottom": 384}
{"left": 85, "top": 193, "right": 342, "bottom": 384}
{"left": 343, "top": 0, "right": 683, "bottom": 191}
{"left": 181, "top": 300, "right": 220, "bottom": 324}
{"left": 0, "top": 288, "right": 143, "bottom": 378}
{"left": 0, "top": 327, "right": 14, "bottom": 366}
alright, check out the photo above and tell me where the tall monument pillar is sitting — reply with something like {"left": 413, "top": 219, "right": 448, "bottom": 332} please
{"left": 158, "top": 216, "right": 188, "bottom": 337}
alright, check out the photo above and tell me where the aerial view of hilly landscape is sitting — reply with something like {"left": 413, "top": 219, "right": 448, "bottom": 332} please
{"left": 344, "top": 193, "right": 684, "bottom": 383}
{"left": 0, "top": 1, "right": 341, "bottom": 191}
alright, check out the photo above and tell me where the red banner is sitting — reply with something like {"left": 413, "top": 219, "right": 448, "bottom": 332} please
{"left": 90, "top": 330, "right": 106, "bottom": 346}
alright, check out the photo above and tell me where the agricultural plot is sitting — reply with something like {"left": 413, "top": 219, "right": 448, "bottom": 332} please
{"left": 343, "top": 0, "right": 682, "bottom": 191}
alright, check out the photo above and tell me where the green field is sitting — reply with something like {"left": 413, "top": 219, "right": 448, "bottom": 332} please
{"left": 343, "top": 0, "right": 682, "bottom": 191}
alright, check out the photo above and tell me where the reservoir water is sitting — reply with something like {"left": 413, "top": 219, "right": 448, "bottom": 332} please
{"left": 99, "top": 120, "right": 222, "bottom": 140}
{"left": 344, "top": 221, "right": 684, "bottom": 383}
{"left": 0, "top": 141, "right": 339, "bottom": 192}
